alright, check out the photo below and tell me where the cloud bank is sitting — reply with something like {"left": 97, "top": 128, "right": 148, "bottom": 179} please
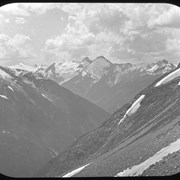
{"left": 0, "top": 3, "right": 180, "bottom": 65}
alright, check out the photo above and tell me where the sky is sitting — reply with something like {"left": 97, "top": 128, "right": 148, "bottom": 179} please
{"left": 0, "top": 3, "right": 180, "bottom": 66}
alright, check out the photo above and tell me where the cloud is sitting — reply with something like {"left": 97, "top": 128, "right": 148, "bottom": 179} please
{"left": 68, "top": 15, "right": 76, "bottom": 22}
{"left": 0, "top": 3, "right": 61, "bottom": 16}
{"left": 0, "top": 13, "right": 10, "bottom": 24}
{"left": 41, "top": 4, "right": 180, "bottom": 64}
{"left": 15, "top": 17, "right": 26, "bottom": 24}
{"left": 60, "top": 3, "right": 83, "bottom": 15}
{"left": 43, "top": 3, "right": 129, "bottom": 62}
{"left": 0, "top": 34, "right": 36, "bottom": 65}
{"left": 128, "top": 30, "right": 167, "bottom": 53}
{"left": 148, "top": 4, "right": 180, "bottom": 28}
{"left": 2, "top": 3, "right": 180, "bottom": 65}
{"left": 0, "top": 3, "right": 30, "bottom": 16}
{"left": 43, "top": 17, "right": 95, "bottom": 61}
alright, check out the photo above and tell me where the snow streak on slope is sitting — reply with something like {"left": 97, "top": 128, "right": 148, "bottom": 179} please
{"left": 0, "top": 95, "right": 8, "bottom": 99}
{"left": 41, "top": 94, "right": 53, "bottom": 102}
{"left": 115, "top": 138, "right": 180, "bottom": 176}
{"left": 0, "top": 130, "right": 18, "bottom": 138}
{"left": 8, "top": 86, "right": 14, "bottom": 91}
{"left": 118, "top": 95, "right": 145, "bottom": 125}
{"left": 155, "top": 68, "right": 180, "bottom": 87}
{"left": 62, "top": 163, "right": 92, "bottom": 177}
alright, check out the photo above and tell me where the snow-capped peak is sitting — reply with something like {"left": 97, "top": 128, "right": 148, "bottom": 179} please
{"left": 10, "top": 63, "right": 38, "bottom": 72}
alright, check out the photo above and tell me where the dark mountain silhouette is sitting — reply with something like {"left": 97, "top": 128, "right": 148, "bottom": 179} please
{"left": 0, "top": 65, "right": 109, "bottom": 177}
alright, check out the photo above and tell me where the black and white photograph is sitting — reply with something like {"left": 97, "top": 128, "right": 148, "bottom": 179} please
{"left": 0, "top": 2, "right": 180, "bottom": 177}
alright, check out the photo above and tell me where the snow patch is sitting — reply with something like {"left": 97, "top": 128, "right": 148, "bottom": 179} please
{"left": 62, "top": 163, "right": 91, "bottom": 177}
{"left": 23, "top": 78, "right": 36, "bottom": 88}
{"left": 115, "top": 138, "right": 180, "bottom": 176}
{"left": 42, "top": 137, "right": 58, "bottom": 157}
{"left": 41, "top": 94, "right": 53, "bottom": 102}
{"left": 147, "top": 65, "right": 158, "bottom": 72}
{"left": 155, "top": 68, "right": 180, "bottom": 87}
{"left": 0, "top": 130, "right": 18, "bottom": 138}
{"left": 2, "top": 130, "right": 10, "bottom": 134}
{"left": 0, "top": 69, "right": 10, "bottom": 79}
{"left": 8, "top": 86, "right": 14, "bottom": 91}
{"left": 82, "top": 70, "right": 87, "bottom": 77}
{"left": 0, "top": 95, "right": 8, "bottom": 99}
{"left": 118, "top": 95, "right": 145, "bottom": 125}
{"left": 178, "top": 81, "right": 180, "bottom": 85}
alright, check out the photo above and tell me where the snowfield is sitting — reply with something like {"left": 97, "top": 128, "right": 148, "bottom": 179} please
{"left": 0, "top": 95, "right": 8, "bottom": 99}
{"left": 8, "top": 86, "right": 14, "bottom": 91}
{"left": 62, "top": 163, "right": 91, "bottom": 177}
{"left": 115, "top": 138, "right": 180, "bottom": 176}
{"left": 118, "top": 95, "right": 145, "bottom": 125}
{"left": 155, "top": 68, "right": 180, "bottom": 87}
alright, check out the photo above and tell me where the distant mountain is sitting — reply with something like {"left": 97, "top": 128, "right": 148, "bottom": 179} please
{"left": 62, "top": 58, "right": 176, "bottom": 113}
{"left": 35, "top": 57, "right": 93, "bottom": 84}
{"left": 35, "top": 64, "right": 180, "bottom": 177}
{"left": 9, "top": 58, "right": 176, "bottom": 114}
{"left": 0, "top": 65, "right": 109, "bottom": 177}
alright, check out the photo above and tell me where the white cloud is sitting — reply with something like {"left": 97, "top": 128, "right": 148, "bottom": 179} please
{"left": 0, "top": 3, "right": 61, "bottom": 16}
{"left": 42, "top": 4, "right": 180, "bottom": 64}
{"left": 43, "top": 17, "right": 95, "bottom": 61}
{"left": 0, "top": 3, "right": 30, "bottom": 16}
{"left": 1, "top": 3, "right": 180, "bottom": 65}
{"left": 0, "top": 13, "right": 10, "bottom": 24}
{"left": 15, "top": 17, "right": 25, "bottom": 24}
{"left": 68, "top": 15, "right": 76, "bottom": 22}
{"left": 60, "top": 3, "right": 83, "bottom": 15}
{"left": 148, "top": 4, "right": 180, "bottom": 28}
{"left": 0, "top": 34, "right": 35, "bottom": 64}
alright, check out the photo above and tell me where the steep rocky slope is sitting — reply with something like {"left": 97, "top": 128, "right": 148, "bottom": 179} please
{"left": 0, "top": 65, "right": 109, "bottom": 177}
{"left": 36, "top": 65, "right": 180, "bottom": 177}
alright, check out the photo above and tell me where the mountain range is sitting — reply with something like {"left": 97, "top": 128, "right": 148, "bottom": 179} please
{"left": 3, "top": 56, "right": 180, "bottom": 177}
{"left": 10, "top": 56, "right": 176, "bottom": 113}
{"left": 35, "top": 63, "right": 180, "bottom": 177}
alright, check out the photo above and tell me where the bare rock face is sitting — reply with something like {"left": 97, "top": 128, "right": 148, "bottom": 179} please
{"left": 177, "top": 62, "right": 180, "bottom": 68}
